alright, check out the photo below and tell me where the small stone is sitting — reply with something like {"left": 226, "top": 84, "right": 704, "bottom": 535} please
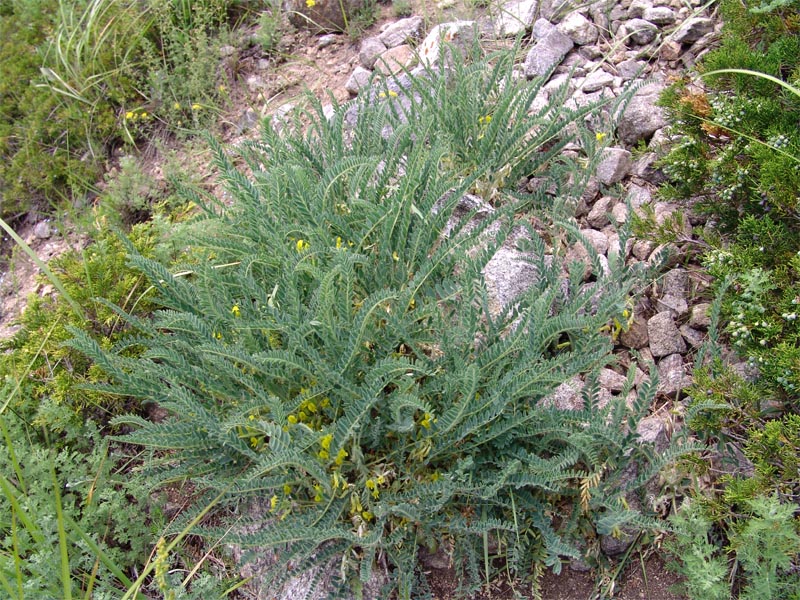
{"left": 317, "top": 33, "right": 339, "bottom": 49}
{"left": 236, "top": 108, "right": 259, "bottom": 133}
{"left": 557, "top": 11, "right": 599, "bottom": 46}
{"left": 647, "top": 312, "right": 686, "bottom": 358}
{"left": 660, "top": 39, "right": 682, "bottom": 60}
{"left": 33, "top": 221, "right": 52, "bottom": 239}
{"left": 632, "top": 153, "right": 666, "bottom": 184}
{"left": 616, "top": 58, "right": 647, "bottom": 80}
{"left": 632, "top": 239, "right": 655, "bottom": 261}
{"left": 620, "top": 315, "right": 650, "bottom": 349}
{"left": 418, "top": 21, "right": 477, "bottom": 67}
{"left": 616, "top": 84, "right": 667, "bottom": 146}
{"left": 657, "top": 353, "right": 686, "bottom": 396}
{"left": 672, "top": 17, "right": 714, "bottom": 43}
{"left": 689, "top": 303, "right": 712, "bottom": 328}
{"left": 580, "top": 228, "right": 610, "bottom": 255}
{"left": 636, "top": 411, "right": 672, "bottom": 452}
{"left": 587, "top": 196, "right": 615, "bottom": 229}
{"left": 539, "top": 376, "right": 585, "bottom": 411}
{"left": 662, "top": 268, "right": 688, "bottom": 298}
{"left": 627, "top": 0, "right": 652, "bottom": 18}
{"left": 345, "top": 66, "right": 372, "bottom": 94}
{"left": 359, "top": 37, "right": 387, "bottom": 69}
{"left": 374, "top": 44, "right": 415, "bottom": 75}
{"left": 656, "top": 294, "right": 689, "bottom": 318}
{"left": 524, "top": 28, "right": 574, "bottom": 78}
{"left": 596, "top": 147, "right": 632, "bottom": 185}
{"left": 493, "top": 0, "right": 538, "bottom": 37}
{"left": 531, "top": 17, "right": 555, "bottom": 40}
{"left": 680, "top": 324, "right": 706, "bottom": 347}
{"left": 379, "top": 16, "right": 424, "bottom": 48}
{"left": 626, "top": 183, "right": 652, "bottom": 208}
{"left": 219, "top": 44, "right": 237, "bottom": 57}
{"left": 599, "top": 368, "right": 628, "bottom": 392}
{"left": 624, "top": 18, "right": 659, "bottom": 45}
{"left": 643, "top": 6, "right": 675, "bottom": 25}
{"left": 611, "top": 203, "right": 628, "bottom": 224}
{"left": 581, "top": 69, "right": 614, "bottom": 92}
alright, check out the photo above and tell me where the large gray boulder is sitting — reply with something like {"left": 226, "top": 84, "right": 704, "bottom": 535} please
{"left": 616, "top": 84, "right": 667, "bottom": 146}
{"left": 523, "top": 28, "right": 574, "bottom": 77}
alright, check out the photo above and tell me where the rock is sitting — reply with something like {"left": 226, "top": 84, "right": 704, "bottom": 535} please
{"left": 600, "top": 526, "right": 637, "bottom": 556}
{"left": 616, "top": 84, "right": 667, "bottom": 146}
{"left": 418, "top": 21, "right": 477, "bottom": 67}
{"left": 539, "top": 376, "right": 585, "bottom": 411}
{"left": 616, "top": 58, "right": 646, "bottom": 80}
{"left": 643, "top": 6, "right": 675, "bottom": 25}
{"left": 632, "top": 239, "right": 655, "bottom": 261}
{"left": 624, "top": 18, "right": 659, "bottom": 45}
{"left": 659, "top": 39, "right": 682, "bottom": 60}
{"left": 493, "top": 0, "right": 538, "bottom": 37}
{"left": 33, "top": 221, "right": 52, "bottom": 239}
{"left": 611, "top": 203, "right": 628, "bottom": 224}
{"left": 636, "top": 411, "right": 672, "bottom": 452}
{"left": 657, "top": 353, "right": 686, "bottom": 396}
{"left": 219, "top": 44, "right": 237, "bottom": 58}
{"left": 599, "top": 368, "right": 628, "bottom": 392}
{"left": 672, "top": 17, "right": 714, "bottom": 44}
{"left": 680, "top": 324, "right": 706, "bottom": 347}
{"left": 628, "top": 0, "right": 651, "bottom": 18}
{"left": 374, "top": 44, "right": 415, "bottom": 75}
{"left": 587, "top": 196, "right": 615, "bottom": 228}
{"left": 596, "top": 147, "right": 632, "bottom": 185}
{"left": 580, "top": 69, "right": 614, "bottom": 92}
{"left": 689, "top": 303, "right": 712, "bottom": 328}
{"left": 656, "top": 294, "right": 688, "bottom": 318}
{"left": 379, "top": 16, "right": 424, "bottom": 48}
{"left": 661, "top": 268, "right": 688, "bottom": 298}
{"left": 237, "top": 108, "right": 259, "bottom": 133}
{"left": 524, "top": 28, "right": 574, "bottom": 78}
{"left": 359, "top": 36, "right": 387, "bottom": 69}
{"left": 626, "top": 183, "right": 651, "bottom": 208}
{"left": 317, "top": 33, "right": 339, "bottom": 49}
{"left": 286, "top": 0, "right": 365, "bottom": 32}
{"left": 632, "top": 153, "right": 666, "bottom": 184}
{"left": 557, "top": 11, "right": 599, "bottom": 45}
{"left": 483, "top": 245, "right": 543, "bottom": 314}
{"left": 531, "top": 17, "right": 555, "bottom": 40}
{"left": 345, "top": 66, "right": 372, "bottom": 94}
{"left": 647, "top": 312, "right": 686, "bottom": 358}
{"left": 619, "top": 315, "right": 650, "bottom": 349}
{"left": 580, "top": 228, "right": 610, "bottom": 255}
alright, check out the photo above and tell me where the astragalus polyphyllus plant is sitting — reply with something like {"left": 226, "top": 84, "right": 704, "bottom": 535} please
{"left": 69, "top": 48, "right": 687, "bottom": 598}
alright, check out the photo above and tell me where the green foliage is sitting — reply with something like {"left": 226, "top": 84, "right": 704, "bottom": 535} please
{"left": 71, "top": 52, "right": 690, "bottom": 597}
{"left": 0, "top": 220, "right": 174, "bottom": 434}
{"left": 0, "top": 416, "right": 151, "bottom": 599}
{"left": 256, "top": 2, "right": 284, "bottom": 55}
{"left": 667, "top": 496, "right": 800, "bottom": 600}
{"left": 391, "top": 0, "right": 413, "bottom": 18}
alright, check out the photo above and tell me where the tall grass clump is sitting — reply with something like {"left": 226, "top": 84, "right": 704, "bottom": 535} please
{"left": 70, "top": 48, "right": 690, "bottom": 597}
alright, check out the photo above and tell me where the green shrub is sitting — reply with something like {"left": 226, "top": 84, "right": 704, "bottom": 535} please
{"left": 667, "top": 496, "right": 800, "bottom": 600}
{"left": 70, "top": 52, "right": 690, "bottom": 596}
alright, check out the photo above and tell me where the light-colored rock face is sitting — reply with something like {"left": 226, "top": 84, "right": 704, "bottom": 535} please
{"left": 379, "top": 16, "right": 424, "bottom": 48}
{"left": 596, "top": 148, "right": 632, "bottom": 186}
{"left": 417, "top": 20, "right": 477, "bottom": 67}
{"left": 557, "top": 11, "right": 599, "bottom": 45}
{"left": 493, "top": 0, "right": 539, "bottom": 37}
{"left": 616, "top": 84, "right": 667, "bottom": 146}
{"left": 524, "top": 28, "right": 574, "bottom": 77}
{"left": 285, "top": 0, "right": 366, "bottom": 32}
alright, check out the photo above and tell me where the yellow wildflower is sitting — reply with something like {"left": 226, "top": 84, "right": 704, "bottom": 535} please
{"left": 361, "top": 511, "right": 374, "bottom": 521}
{"left": 313, "top": 484, "right": 323, "bottom": 502}
{"left": 318, "top": 449, "right": 329, "bottom": 460}
{"left": 191, "top": 103, "right": 202, "bottom": 110}
{"left": 336, "top": 236, "right": 343, "bottom": 249}
{"left": 320, "top": 434, "right": 333, "bottom": 450}
{"left": 248, "top": 414, "right": 256, "bottom": 421}
{"left": 296, "top": 239, "right": 309, "bottom": 252}
{"left": 125, "top": 111, "right": 135, "bottom": 120}
{"left": 218, "top": 84, "right": 226, "bottom": 92}
{"left": 231, "top": 304, "right": 241, "bottom": 317}
{"left": 596, "top": 132, "right": 607, "bottom": 142}
{"left": 335, "top": 448, "right": 348, "bottom": 466}
{"left": 479, "top": 115, "right": 492, "bottom": 125}
{"left": 420, "top": 412, "right": 433, "bottom": 429}
{"left": 306, "top": 0, "right": 315, "bottom": 6}
{"left": 392, "top": 251, "right": 400, "bottom": 261}
{"left": 250, "top": 436, "right": 259, "bottom": 448}
{"left": 287, "top": 414, "right": 298, "bottom": 424}
{"left": 270, "top": 494, "right": 279, "bottom": 510}
{"left": 140, "top": 111, "right": 148, "bottom": 119}
{"left": 173, "top": 102, "right": 181, "bottom": 110}
{"left": 283, "top": 484, "right": 292, "bottom": 495}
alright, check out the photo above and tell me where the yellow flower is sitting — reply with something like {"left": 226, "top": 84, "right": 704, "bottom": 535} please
{"left": 596, "top": 132, "right": 607, "bottom": 142}
{"left": 420, "top": 412, "right": 433, "bottom": 429}
{"left": 320, "top": 434, "right": 333, "bottom": 450}
{"left": 250, "top": 436, "right": 259, "bottom": 448}
{"left": 318, "top": 449, "right": 329, "bottom": 460}
{"left": 287, "top": 414, "right": 298, "bottom": 424}
{"left": 191, "top": 103, "right": 202, "bottom": 110}
{"left": 231, "top": 304, "right": 241, "bottom": 317}
{"left": 270, "top": 495, "right": 279, "bottom": 510}
{"left": 218, "top": 84, "right": 226, "bottom": 92}
{"left": 334, "top": 448, "right": 348, "bottom": 466}
{"left": 479, "top": 115, "right": 492, "bottom": 125}
{"left": 213, "top": 331, "right": 223, "bottom": 340}
{"left": 296, "top": 239, "right": 309, "bottom": 252}
{"left": 173, "top": 102, "right": 181, "bottom": 110}
{"left": 125, "top": 111, "right": 135, "bottom": 120}
{"left": 392, "top": 251, "right": 400, "bottom": 261}
{"left": 140, "top": 111, "right": 148, "bottom": 119}
{"left": 361, "top": 511, "right": 374, "bottom": 521}
{"left": 336, "top": 236, "right": 343, "bottom": 249}
{"left": 283, "top": 484, "right": 292, "bottom": 495}
{"left": 306, "top": 0, "right": 315, "bottom": 6}
{"left": 248, "top": 414, "right": 256, "bottom": 421}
